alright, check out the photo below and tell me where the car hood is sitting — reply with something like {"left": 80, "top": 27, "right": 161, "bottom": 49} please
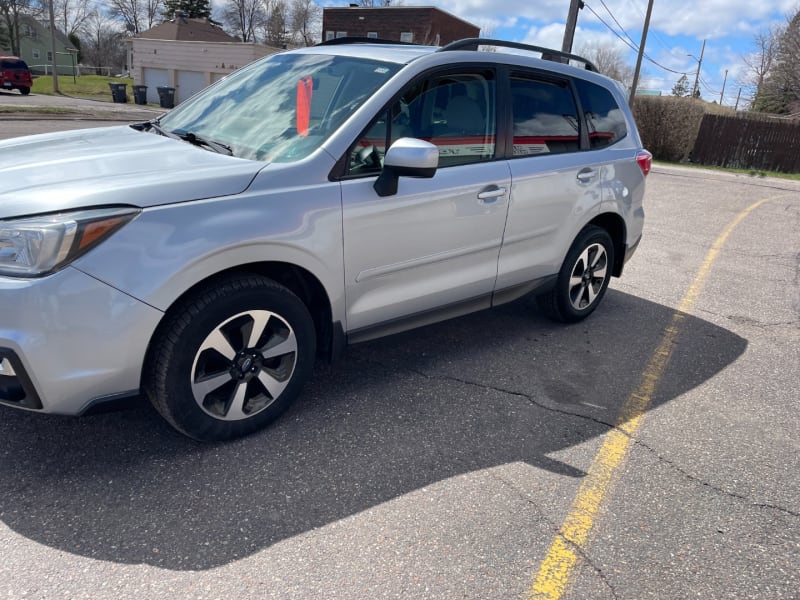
{"left": 0, "top": 125, "right": 263, "bottom": 218}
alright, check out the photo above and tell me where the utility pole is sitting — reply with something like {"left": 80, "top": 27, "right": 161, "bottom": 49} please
{"left": 734, "top": 88, "right": 742, "bottom": 111}
{"left": 691, "top": 39, "right": 706, "bottom": 99}
{"left": 719, "top": 69, "right": 728, "bottom": 104}
{"left": 561, "top": 0, "right": 584, "bottom": 54}
{"left": 47, "top": 0, "right": 59, "bottom": 93}
{"left": 628, "top": 0, "right": 654, "bottom": 106}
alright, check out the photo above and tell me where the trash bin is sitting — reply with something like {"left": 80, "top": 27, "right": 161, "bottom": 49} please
{"left": 108, "top": 82, "right": 128, "bottom": 103}
{"left": 157, "top": 86, "right": 175, "bottom": 109}
{"left": 132, "top": 84, "right": 147, "bottom": 105}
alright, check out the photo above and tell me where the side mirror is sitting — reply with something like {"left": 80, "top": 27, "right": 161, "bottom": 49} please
{"left": 374, "top": 138, "right": 438, "bottom": 197}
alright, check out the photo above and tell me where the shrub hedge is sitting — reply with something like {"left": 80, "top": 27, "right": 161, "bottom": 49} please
{"left": 632, "top": 97, "right": 706, "bottom": 163}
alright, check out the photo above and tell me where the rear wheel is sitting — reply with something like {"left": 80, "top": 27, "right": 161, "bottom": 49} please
{"left": 19, "top": 86, "right": 30, "bottom": 95}
{"left": 144, "top": 274, "right": 316, "bottom": 441}
{"left": 537, "top": 225, "right": 614, "bottom": 323}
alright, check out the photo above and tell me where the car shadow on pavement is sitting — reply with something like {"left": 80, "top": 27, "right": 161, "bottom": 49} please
{"left": 0, "top": 289, "right": 746, "bottom": 570}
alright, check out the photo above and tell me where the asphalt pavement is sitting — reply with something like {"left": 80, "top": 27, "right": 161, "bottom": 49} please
{"left": 0, "top": 105, "right": 798, "bottom": 599}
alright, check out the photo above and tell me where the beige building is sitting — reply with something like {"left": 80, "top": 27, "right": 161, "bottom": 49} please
{"left": 128, "top": 17, "right": 279, "bottom": 105}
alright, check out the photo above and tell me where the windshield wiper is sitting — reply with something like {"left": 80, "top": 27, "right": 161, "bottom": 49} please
{"left": 133, "top": 119, "right": 182, "bottom": 140}
{"left": 176, "top": 131, "right": 233, "bottom": 156}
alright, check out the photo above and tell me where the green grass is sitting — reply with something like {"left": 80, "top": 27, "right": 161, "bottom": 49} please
{"left": 0, "top": 105, "right": 77, "bottom": 115}
{"left": 31, "top": 74, "right": 134, "bottom": 100}
{"left": 656, "top": 161, "right": 800, "bottom": 181}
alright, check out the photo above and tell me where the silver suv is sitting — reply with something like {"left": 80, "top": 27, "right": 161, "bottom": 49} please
{"left": 0, "top": 39, "right": 650, "bottom": 440}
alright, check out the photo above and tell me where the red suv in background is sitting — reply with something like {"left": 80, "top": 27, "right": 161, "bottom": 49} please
{"left": 0, "top": 56, "right": 33, "bottom": 95}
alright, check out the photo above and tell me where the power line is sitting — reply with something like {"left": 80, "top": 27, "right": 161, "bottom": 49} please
{"left": 583, "top": 1, "right": 687, "bottom": 75}
{"left": 597, "top": 0, "right": 640, "bottom": 49}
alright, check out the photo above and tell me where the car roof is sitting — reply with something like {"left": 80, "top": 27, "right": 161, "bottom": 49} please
{"left": 291, "top": 43, "right": 437, "bottom": 65}
{"left": 288, "top": 39, "right": 604, "bottom": 82}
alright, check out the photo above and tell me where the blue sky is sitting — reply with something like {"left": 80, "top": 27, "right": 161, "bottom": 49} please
{"left": 320, "top": 0, "right": 799, "bottom": 106}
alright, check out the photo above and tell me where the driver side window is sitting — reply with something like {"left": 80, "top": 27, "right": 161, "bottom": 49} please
{"left": 348, "top": 69, "right": 496, "bottom": 175}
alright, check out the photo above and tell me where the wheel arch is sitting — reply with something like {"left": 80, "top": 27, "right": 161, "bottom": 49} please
{"left": 143, "top": 261, "right": 338, "bottom": 386}
{"left": 587, "top": 212, "right": 627, "bottom": 277}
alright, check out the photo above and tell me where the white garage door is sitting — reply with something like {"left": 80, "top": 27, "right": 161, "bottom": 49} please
{"left": 176, "top": 70, "right": 207, "bottom": 104}
{"left": 142, "top": 68, "right": 169, "bottom": 105}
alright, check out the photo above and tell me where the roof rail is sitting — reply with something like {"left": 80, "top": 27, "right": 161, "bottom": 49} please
{"left": 316, "top": 36, "right": 416, "bottom": 46}
{"left": 438, "top": 38, "right": 597, "bottom": 72}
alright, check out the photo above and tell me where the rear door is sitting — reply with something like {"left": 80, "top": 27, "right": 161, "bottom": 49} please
{"left": 496, "top": 70, "right": 605, "bottom": 290}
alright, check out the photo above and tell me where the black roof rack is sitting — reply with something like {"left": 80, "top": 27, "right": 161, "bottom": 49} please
{"left": 316, "top": 36, "right": 416, "bottom": 46}
{"left": 438, "top": 38, "right": 597, "bottom": 72}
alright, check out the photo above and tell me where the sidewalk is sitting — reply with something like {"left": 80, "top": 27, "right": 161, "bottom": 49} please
{"left": 0, "top": 89, "right": 162, "bottom": 120}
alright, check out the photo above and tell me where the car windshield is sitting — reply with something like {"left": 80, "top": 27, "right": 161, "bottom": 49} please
{"left": 157, "top": 53, "right": 402, "bottom": 162}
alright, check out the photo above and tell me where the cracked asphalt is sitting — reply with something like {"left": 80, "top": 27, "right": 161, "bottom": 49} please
{"left": 1, "top": 100, "right": 799, "bottom": 598}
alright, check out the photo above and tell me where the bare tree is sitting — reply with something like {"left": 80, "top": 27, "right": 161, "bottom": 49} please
{"left": 739, "top": 26, "right": 781, "bottom": 103}
{"left": 0, "top": 0, "right": 44, "bottom": 55}
{"left": 358, "top": 0, "right": 394, "bottom": 5}
{"left": 53, "top": 0, "right": 96, "bottom": 36}
{"left": 578, "top": 42, "right": 634, "bottom": 89}
{"left": 289, "top": 0, "right": 319, "bottom": 46}
{"left": 80, "top": 10, "right": 127, "bottom": 72}
{"left": 107, "top": 0, "right": 163, "bottom": 34}
{"left": 260, "top": 0, "right": 287, "bottom": 47}
{"left": 222, "top": 0, "right": 265, "bottom": 42}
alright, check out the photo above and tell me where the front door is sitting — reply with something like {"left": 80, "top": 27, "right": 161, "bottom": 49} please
{"left": 340, "top": 68, "right": 511, "bottom": 335}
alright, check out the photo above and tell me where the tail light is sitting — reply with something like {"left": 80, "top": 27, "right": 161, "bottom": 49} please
{"left": 636, "top": 151, "right": 652, "bottom": 176}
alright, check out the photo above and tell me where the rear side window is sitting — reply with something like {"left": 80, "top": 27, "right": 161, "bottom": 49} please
{"left": 574, "top": 79, "right": 627, "bottom": 149}
{"left": 510, "top": 75, "right": 580, "bottom": 157}
{"left": 1, "top": 59, "right": 28, "bottom": 69}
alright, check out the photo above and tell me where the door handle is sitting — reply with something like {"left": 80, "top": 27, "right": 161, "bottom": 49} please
{"left": 477, "top": 186, "right": 507, "bottom": 202}
{"left": 576, "top": 168, "right": 598, "bottom": 184}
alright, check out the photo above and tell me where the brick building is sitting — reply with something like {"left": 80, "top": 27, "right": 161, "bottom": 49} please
{"left": 321, "top": 6, "right": 480, "bottom": 46}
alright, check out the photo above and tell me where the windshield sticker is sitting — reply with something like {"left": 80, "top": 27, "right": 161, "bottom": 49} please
{"left": 374, "top": 67, "right": 390, "bottom": 74}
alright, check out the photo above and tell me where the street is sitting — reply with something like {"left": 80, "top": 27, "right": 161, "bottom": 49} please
{"left": 1, "top": 104, "right": 799, "bottom": 599}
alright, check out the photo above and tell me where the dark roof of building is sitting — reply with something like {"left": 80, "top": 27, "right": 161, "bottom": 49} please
{"left": 322, "top": 5, "right": 479, "bottom": 30}
{"left": 136, "top": 17, "right": 238, "bottom": 43}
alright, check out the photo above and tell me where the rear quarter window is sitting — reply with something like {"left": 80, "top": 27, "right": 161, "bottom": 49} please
{"left": 574, "top": 79, "right": 627, "bottom": 149}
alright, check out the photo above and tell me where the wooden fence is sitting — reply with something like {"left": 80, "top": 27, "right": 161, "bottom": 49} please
{"left": 691, "top": 114, "right": 800, "bottom": 173}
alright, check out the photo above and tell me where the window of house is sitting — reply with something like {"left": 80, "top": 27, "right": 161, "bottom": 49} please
{"left": 367, "top": 32, "right": 378, "bottom": 39}
{"left": 574, "top": 79, "right": 627, "bottom": 149}
{"left": 32, "top": 49, "right": 40, "bottom": 59}
{"left": 47, "top": 51, "right": 52, "bottom": 62}
{"left": 510, "top": 75, "right": 580, "bottom": 157}
{"left": 336, "top": 31, "right": 347, "bottom": 38}
{"left": 325, "top": 31, "right": 335, "bottom": 41}
{"left": 348, "top": 69, "right": 496, "bottom": 174}
{"left": 400, "top": 32, "right": 414, "bottom": 43}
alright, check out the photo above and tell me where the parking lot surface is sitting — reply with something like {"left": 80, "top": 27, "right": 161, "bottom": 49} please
{"left": 1, "top": 101, "right": 798, "bottom": 599}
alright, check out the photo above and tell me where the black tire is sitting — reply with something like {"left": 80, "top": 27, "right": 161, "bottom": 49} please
{"left": 19, "top": 87, "right": 30, "bottom": 95}
{"left": 144, "top": 274, "right": 316, "bottom": 441}
{"left": 537, "top": 225, "right": 615, "bottom": 323}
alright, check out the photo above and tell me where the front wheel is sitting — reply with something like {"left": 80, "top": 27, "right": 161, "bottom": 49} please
{"left": 537, "top": 225, "right": 615, "bottom": 323}
{"left": 144, "top": 275, "right": 316, "bottom": 441}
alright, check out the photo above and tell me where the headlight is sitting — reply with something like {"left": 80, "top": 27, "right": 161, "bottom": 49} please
{"left": 0, "top": 207, "right": 140, "bottom": 277}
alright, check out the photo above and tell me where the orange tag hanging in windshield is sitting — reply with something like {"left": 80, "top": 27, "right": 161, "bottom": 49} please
{"left": 296, "top": 76, "right": 313, "bottom": 137}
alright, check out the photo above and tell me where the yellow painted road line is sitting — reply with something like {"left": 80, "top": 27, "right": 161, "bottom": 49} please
{"left": 529, "top": 197, "right": 771, "bottom": 600}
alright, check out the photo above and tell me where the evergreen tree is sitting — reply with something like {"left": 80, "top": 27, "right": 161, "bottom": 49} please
{"left": 671, "top": 74, "right": 690, "bottom": 97}
{"left": 164, "top": 0, "right": 212, "bottom": 19}
{"left": 752, "top": 9, "right": 800, "bottom": 114}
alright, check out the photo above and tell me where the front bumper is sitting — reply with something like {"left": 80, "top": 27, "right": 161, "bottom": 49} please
{"left": 0, "top": 266, "right": 164, "bottom": 414}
